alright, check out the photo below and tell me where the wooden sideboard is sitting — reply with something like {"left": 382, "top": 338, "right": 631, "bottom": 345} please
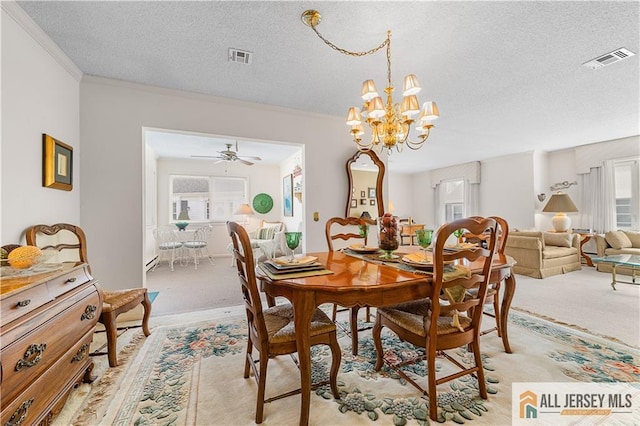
{"left": 1, "top": 262, "right": 102, "bottom": 426}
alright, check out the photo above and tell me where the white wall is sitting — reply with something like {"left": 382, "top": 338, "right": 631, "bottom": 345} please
{"left": 1, "top": 4, "right": 81, "bottom": 244}
{"left": 80, "top": 77, "right": 349, "bottom": 290}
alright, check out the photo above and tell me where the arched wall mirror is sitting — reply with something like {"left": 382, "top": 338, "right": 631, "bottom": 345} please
{"left": 345, "top": 150, "right": 385, "bottom": 218}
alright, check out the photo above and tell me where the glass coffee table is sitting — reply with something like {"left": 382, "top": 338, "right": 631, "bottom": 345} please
{"left": 591, "top": 254, "right": 640, "bottom": 290}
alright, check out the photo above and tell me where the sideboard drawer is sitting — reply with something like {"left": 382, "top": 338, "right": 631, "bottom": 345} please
{"left": 0, "top": 284, "right": 52, "bottom": 326}
{"left": 0, "top": 287, "right": 100, "bottom": 405}
{"left": 47, "top": 266, "right": 92, "bottom": 299}
{"left": 0, "top": 330, "right": 95, "bottom": 426}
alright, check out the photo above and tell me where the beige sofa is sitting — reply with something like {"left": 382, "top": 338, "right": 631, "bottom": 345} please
{"left": 594, "top": 230, "right": 640, "bottom": 276}
{"left": 504, "top": 231, "right": 581, "bottom": 278}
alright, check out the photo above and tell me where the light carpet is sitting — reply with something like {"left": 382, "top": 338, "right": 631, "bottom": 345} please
{"left": 61, "top": 308, "right": 639, "bottom": 425}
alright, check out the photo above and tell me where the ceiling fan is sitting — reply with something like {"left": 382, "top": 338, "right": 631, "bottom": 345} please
{"left": 191, "top": 141, "right": 261, "bottom": 165}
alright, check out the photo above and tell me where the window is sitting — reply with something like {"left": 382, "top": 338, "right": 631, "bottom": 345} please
{"left": 614, "top": 158, "right": 639, "bottom": 230}
{"left": 170, "top": 175, "right": 247, "bottom": 223}
{"left": 443, "top": 179, "right": 464, "bottom": 222}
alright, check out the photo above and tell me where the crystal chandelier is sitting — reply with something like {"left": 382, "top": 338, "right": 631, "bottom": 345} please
{"left": 302, "top": 10, "right": 439, "bottom": 154}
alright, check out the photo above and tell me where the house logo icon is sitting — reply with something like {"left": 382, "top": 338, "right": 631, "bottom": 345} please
{"left": 520, "top": 390, "right": 538, "bottom": 419}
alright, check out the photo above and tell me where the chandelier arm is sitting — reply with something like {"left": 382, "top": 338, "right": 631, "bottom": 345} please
{"left": 309, "top": 24, "right": 390, "bottom": 58}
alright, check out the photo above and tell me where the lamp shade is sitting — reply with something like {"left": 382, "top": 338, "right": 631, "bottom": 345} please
{"left": 234, "top": 203, "right": 254, "bottom": 215}
{"left": 542, "top": 193, "right": 578, "bottom": 213}
{"left": 361, "top": 80, "right": 379, "bottom": 101}
{"left": 542, "top": 192, "right": 578, "bottom": 232}
{"left": 402, "top": 74, "right": 421, "bottom": 96}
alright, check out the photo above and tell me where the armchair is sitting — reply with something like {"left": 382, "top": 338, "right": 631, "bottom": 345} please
{"left": 229, "top": 220, "right": 285, "bottom": 265}
{"left": 505, "top": 231, "right": 581, "bottom": 278}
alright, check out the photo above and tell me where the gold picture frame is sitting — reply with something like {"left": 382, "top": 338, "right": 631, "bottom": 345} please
{"left": 43, "top": 134, "right": 73, "bottom": 191}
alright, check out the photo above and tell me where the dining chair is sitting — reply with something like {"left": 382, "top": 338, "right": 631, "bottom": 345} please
{"left": 151, "top": 226, "right": 183, "bottom": 271}
{"left": 325, "top": 216, "right": 372, "bottom": 355}
{"left": 182, "top": 225, "right": 215, "bottom": 269}
{"left": 227, "top": 221, "right": 340, "bottom": 424}
{"left": 26, "top": 223, "right": 152, "bottom": 367}
{"left": 372, "top": 216, "right": 498, "bottom": 421}
{"left": 463, "top": 216, "right": 510, "bottom": 344}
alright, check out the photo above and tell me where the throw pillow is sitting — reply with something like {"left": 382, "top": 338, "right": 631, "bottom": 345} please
{"left": 543, "top": 232, "right": 572, "bottom": 248}
{"left": 623, "top": 231, "right": 640, "bottom": 248}
{"left": 262, "top": 221, "right": 282, "bottom": 231}
{"left": 257, "top": 226, "right": 278, "bottom": 240}
{"left": 604, "top": 230, "right": 632, "bottom": 249}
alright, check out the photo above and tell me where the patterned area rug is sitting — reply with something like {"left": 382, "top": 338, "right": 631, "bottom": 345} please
{"left": 73, "top": 309, "right": 640, "bottom": 425}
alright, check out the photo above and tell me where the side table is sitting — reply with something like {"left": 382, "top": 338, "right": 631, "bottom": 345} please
{"left": 576, "top": 233, "right": 595, "bottom": 267}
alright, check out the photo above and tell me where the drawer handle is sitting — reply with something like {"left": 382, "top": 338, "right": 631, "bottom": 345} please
{"left": 6, "top": 398, "right": 34, "bottom": 426}
{"left": 16, "top": 300, "right": 31, "bottom": 308}
{"left": 15, "top": 344, "right": 47, "bottom": 371}
{"left": 72, "top": 343, "right": 90, "bottom": 363}
{"left": 66, "top": 277, "right": 77, "bottom": 283}
{"left": 81, "top": 304, "right": 97, "bottom": 321}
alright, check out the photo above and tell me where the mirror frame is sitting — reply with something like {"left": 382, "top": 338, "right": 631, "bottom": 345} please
{"left": 345, "top": 150, "right": 385, "bottom": 218}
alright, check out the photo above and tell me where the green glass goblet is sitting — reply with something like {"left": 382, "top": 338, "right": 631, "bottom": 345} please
{"left": 415, "top": 229, "right": 434, "bottom": 262}
{"left": 453, "top": 229, "right": 464, "bottom": 245}
{"left": 284, "top": 232, "right": 302, "bottom": 263}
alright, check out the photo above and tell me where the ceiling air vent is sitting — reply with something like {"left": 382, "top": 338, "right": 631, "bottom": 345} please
{"left": 228, "top": 48, "right": 252, "bottom": 65}
{"left": 582, "top": 47, "right": 635, "bottom": 69}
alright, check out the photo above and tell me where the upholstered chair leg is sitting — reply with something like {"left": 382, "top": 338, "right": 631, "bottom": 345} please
{"left": 328, "top": 335, "right": 341, "bottom": 399}
{"left": 103, "top": 312, "right": 119, "bottom": 367}
{"left": 331, "top": 304, "right": 338, "bottom": 322}
{"left": 256, "top": 356, "right": 268, "bottom": 423}
{"left": 141, "top": 292, "right": 152, "bottom": 337}
{"left": 372, "top": 316, "right": 384, "bottom": 371}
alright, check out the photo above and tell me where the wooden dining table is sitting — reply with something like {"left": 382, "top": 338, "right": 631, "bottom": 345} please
{"left": 258, "top": 250, "right": 516, "bottom": 426}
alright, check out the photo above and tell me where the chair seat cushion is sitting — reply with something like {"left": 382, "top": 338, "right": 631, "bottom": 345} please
{"left": 264, "top": 304, "right": 336, "bottom": 344}
{"left": 159, "top": 242, "right": 182, "bottom": 250}
{"left": 102, "top": 288, "right": 147, "bottom": 312}
{"left": 378, "top": 299, "right": 471, "bottom": 336}
{"left": 183, "top": 241, "right": 207, "bottom": 249}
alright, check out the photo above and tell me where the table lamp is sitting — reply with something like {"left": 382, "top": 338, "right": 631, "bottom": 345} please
{"left": 542, "top": 192, "right": 578, "bottom": 232}
{"left": 234, "top": 203, "right": 254, "bottom": 225}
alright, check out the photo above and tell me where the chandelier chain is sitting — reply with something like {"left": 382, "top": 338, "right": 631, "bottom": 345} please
{"left": 309, "top": 24, "right": 389, "bottom": 58}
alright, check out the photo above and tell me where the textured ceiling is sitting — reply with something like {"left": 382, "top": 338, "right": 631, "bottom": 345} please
{"left": 15, "top": 1, "right": 640, "bottom": 173}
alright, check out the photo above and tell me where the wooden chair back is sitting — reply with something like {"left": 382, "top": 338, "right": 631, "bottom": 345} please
{"left": 26, "top": 223, "right": 90, "bottom": 271}
{"left": 325, "top": 216, "right": 369, "bottom": 251}
{"left": 430, "top": 217, "right": 499, "bottom": 348}
{"left": 227, "top": 221, "right": 268, "bottom": 343}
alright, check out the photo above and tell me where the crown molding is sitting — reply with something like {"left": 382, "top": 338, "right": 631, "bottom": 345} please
{"left": 2, "top": 1, "right": 83, "bottom": 82}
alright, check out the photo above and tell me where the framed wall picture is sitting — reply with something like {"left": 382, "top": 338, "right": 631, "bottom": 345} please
{"left": 283, "top": 174, "right": 293, "bottom": 217}
{"left": 43, "top": 134, "right": 73, "bottom": 191}
{"left": 351, "top": 199, "right": 357, "bottom": 208}
{"left": 370, "top": 199, "right": 376, "bottom": 206}
{"left": 360, "top": 190, "right": 366, "bottom": 198}
{"left": 368, "top": 187, "right": 376, "bottom": 198}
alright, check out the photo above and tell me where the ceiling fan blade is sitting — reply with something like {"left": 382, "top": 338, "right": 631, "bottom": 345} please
{"left": 238, "top": 155, "right": 261, "bottom": 161}
{"left": 214, "top": 159, "right": 226, "bottom": 164}
{"left": 237, "top": 158, "right": 254, "bottom": 166}
{"left": 191, "top": 155, "right": 223, "bottom": 159}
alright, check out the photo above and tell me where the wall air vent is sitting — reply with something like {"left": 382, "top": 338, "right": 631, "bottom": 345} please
{"left": 582, "top": 48, "right": 635, "bottom": 69}
{"left": 228, "top": 48, "right": 252, "bottom": 65}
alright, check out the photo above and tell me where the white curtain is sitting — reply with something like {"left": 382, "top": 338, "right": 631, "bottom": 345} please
{"left": 580, "top": 160, "right": 616, "bottom": 233}
{"left": 464, "top": 181, "right": 479, "bottom": 217}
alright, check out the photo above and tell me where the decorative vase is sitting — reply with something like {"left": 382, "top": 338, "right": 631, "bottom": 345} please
{"left": 175, "top": 222, "right": 189, "bottom": 231}
{"left": 378, "top": 214, "right": 399, "bottom": 259}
